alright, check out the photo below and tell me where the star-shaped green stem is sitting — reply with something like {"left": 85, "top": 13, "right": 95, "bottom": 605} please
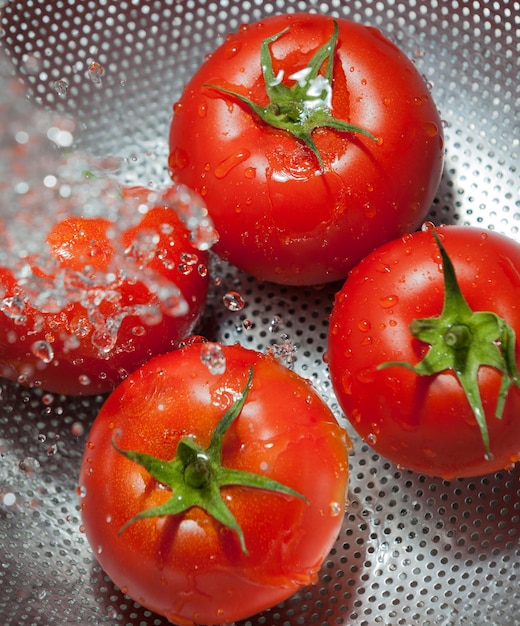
{"left": 113, "top": 367, "right": 308, "bottom": 554}
{"left": 204, "top": 20, "right": 378, "bottom": 169}
{"left": 379, "top": 231, "right": 520, "bottom": 457}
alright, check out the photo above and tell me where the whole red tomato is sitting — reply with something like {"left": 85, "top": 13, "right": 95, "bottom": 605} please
{"left": 0, "top": 186, "right": 209, "bottom": 396}
{"left": 169, "top": 13, "right": 444, "bottom": 285}
{"left": 328, "top": 225, "right": 520, "bottom": 479}
{"left": 78, "top": 341, "right": 351, "bottom": 625}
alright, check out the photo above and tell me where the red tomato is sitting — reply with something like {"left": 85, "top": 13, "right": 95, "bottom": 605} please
{"left": 0, "top": 187, "right": 209, "bottom": 396}
{"left": 78, "top": 341, "right": 351, "bottom": 625}
{"left": 168, "top": 13, "right": 444, "bottom": 285}
{"left": 327, "top": 226, "right": 520, "bottom": 479}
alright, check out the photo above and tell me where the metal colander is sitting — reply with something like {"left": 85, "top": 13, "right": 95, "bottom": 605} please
{"left": 0, "top": 1, "right": 519, "bottom": 625}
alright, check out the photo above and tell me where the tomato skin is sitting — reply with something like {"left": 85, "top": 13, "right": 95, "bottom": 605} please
{"left": 169, "top": 13, "right": 444, "bottom": 285}
{"left": 0, "top": 187, "right": 209, "bottom": 396}
{"left": 78, "top": 342, "right": 350, "bottom": 625}
{"left": 327, "top": 226, "right": 520, "bottom": 479}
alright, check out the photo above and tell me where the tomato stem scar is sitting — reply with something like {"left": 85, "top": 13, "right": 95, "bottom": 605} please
{"left": 378, "top": 230, "right": 520, "bottom": 458}
{"left": 203, "top": 20, "right": 379, "bottom": 169}
{"left": 112, "top": 366, "right": 308, "bottom": 554}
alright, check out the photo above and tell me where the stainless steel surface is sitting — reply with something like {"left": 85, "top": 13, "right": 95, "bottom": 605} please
{"left": 0, "top": 1, "right": 519, "bottom": 625}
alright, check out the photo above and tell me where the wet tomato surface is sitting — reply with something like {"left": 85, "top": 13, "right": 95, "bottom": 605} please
{"left": 328, "top": 226, "right": 520, "bottom": 479}
{"left": 78, "top": 341, "right": 351, "bottom": 625}
{"left": 169, "top": 13, "right": 444, "bottom": 285}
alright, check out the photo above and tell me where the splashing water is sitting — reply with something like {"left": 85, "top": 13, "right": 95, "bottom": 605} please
{"left": 0, "top": 54, "right": 217, "bottom": 359}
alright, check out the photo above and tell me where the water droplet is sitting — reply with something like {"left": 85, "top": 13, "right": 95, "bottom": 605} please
{"left": 71, "top": 422, "right": 85, "bottom": 437}
{"left": 329, "top": 501, "right": 342, "bottom": 517}
{"left": 363, "top": 202, "right": 376, "bottom": 219}
{"left": 214, "top": 150, "right": 251, "bottom": 179}
{"left": 78, "top": 374, "right": 91, "bottom": 387}
{"left": 421, "top": 220, "right": 436, "bottom": 231}
{"left": 21, "top": 53, "right": 42, "bottom": 74}
{"left": 379, "top": 294, "right": 399, "bottom": 309}
{"left": 223, "top": 291, "right": 245, "bottom": 312}
{"left": 1, "top": 296, "right": 26, "bottom": 321}
{"left": 366, "top": 433, "right": 378, "bottom": 445}
{"left": 377, "top": 540, "right": 390, "bottom": 563}
{"left": 200, "top": 342, "right": 226, "bottom": 375}
{"left": 77, "top": 485, "right": 87, "bottom": 498}
{"left": 424, "top": 121, "right": 438, "bottom": 137}
{"left": 54, "top": 79, "right": 70, "bottom": 95}
{"left": 41, "top": 393, "right": 54, "bottom": 406}
{"left": 358, "top": 319, "right": 371, "bottom": 332}
{"left": 168, "top": 147, "right": 189, "bottom": 171}
{"left": 2, "top": 492, "right": 16, "bottom": 507}
{"left": 92, "top": 327, "right": 118, "bottom": 355}
{"left": 341, "top": 371, "right": 353, "bottom": 395}
{"left": 224, "top": 41, "right": 242, "bottom": 59}
{"left": 86, "top": 61, "right": 105, "bottom": 84}
{"left": 267, "top": 334, "right": 297, "bottom": 367}
{"left": 268, "top": 315, "right": 281, "bottom": 332}
{"left": 18, "top": 457, "right": 41, "bottom": 474}
{"left": 31, "top": 340, "right": 55, "bottom": 364}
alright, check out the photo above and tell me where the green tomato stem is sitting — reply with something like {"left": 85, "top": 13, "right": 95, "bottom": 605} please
{"left": 113, "top": 366, "right": 308, "bottom": 554}
{"left": 379, "top": 230, "right": 520, "bottom": 458}
{"left": 204, "top": 19, "right": 378, "bottom": 169}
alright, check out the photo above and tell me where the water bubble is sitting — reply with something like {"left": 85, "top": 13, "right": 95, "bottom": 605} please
{"left": 31, "top": 340, "right": 55, "bottom": 364}
{"left": 223, "top": 291, "right": 245, "bottom": 312}
{"left": 200, "top": 342, "right": 226, "bottom": 375}
{"left": 37, "top": 434, "right": 47, "bottom": 443}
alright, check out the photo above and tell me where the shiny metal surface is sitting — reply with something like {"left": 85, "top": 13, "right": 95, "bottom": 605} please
{"left": 0, "top": 1, "right": 519, "bottom": 624}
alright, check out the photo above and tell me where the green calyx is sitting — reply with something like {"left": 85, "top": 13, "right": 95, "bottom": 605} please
{"left": 204, "top": 20, "right": 378, "bottom": 169}
{"left": 379, "top": 230, "right": 520, "bottom": 458}
{"left": 113, "top": 367, "right": 308, "bottom": 554}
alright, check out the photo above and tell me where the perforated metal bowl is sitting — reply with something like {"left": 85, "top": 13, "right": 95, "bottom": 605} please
{"left": 1, "top": 1, "right": 519, "bottom": 625}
